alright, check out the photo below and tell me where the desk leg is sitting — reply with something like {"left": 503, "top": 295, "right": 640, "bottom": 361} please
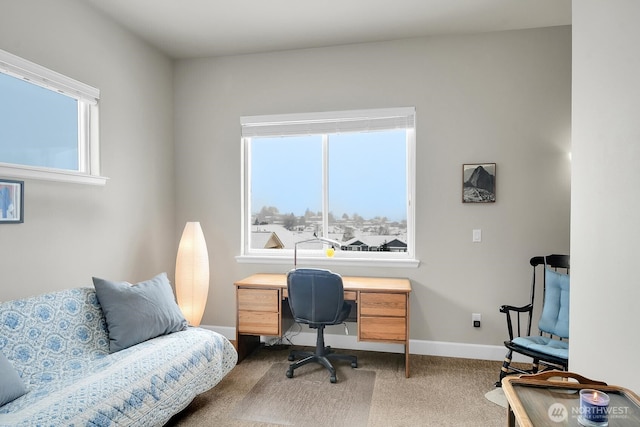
{"left": 235, "top": 334, "right": 260, "bottom": 362}
{"left": 405, "top": 343, "right": 410, "bottom": 378}
{"left": 405, "top": 294, "right": 410, "bottom": 378}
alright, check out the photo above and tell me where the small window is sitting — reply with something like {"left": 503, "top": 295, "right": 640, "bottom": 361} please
{"left": 239, "top": 107, "right": 418, "bottom": 267}
{"left": 0, "top": 49, "right": 104, "bottom": 185}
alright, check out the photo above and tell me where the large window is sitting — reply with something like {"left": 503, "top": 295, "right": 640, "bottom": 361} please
{"left": 0, "top": 49, "right": 104, "bottom": 185}
{"left": 239, "top": 107, "right": 417, "bottom": 267}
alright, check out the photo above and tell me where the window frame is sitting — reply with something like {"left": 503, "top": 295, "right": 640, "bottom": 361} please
{"left": 237, "top": 107, "right": 419, "bottom": 268}
{"left": 0, "top": 49, "right": 105, "bottom": 185}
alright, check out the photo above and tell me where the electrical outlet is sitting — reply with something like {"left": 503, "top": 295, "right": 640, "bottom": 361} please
{"left": 472, "top": 229, "right": 482, "bottom": 242}
{"left": 472, "top": 313, "right": 481, "bottom": 328}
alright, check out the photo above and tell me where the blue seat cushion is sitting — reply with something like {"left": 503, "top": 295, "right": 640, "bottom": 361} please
{"left": 512, "top": 336, "right": 569, "bottom": 361}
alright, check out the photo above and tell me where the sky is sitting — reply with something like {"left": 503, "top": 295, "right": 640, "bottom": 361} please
{"left": 250, "top": 130, "right": 407, "bottom": 222}
{"left": 0, "top": 71, "right": 78, "bottom": 170}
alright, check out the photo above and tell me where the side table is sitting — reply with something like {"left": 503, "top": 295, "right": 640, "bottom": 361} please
{"left": 502, "top": 371, "right": 640, "bottom": 427}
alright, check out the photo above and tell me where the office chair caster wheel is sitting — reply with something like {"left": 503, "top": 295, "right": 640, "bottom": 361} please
{"left": 351, "top": 361, "right": 358, "bottom": 368}
{"left": 288, "top": 354, "right": 294, "bottom": 361}
{"left": 286, "top": 368, "right": 294, "bottom": 378}
{"left": 330, "top": 375, "right": 337, "bottom": 384}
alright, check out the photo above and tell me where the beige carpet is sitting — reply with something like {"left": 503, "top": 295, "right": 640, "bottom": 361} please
{"left": 166, "top": 347, "right": 506, "bottom": 427}
{"left": 231, "top": 362, "right": 375, "bottom": 426}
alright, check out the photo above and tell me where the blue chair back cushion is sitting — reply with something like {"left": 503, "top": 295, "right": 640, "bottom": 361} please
{"left": 538, "top": 268, "right": 570, "bottom": 338}
{"left": 287, "top": 268, "right": 348, "bottom": 325}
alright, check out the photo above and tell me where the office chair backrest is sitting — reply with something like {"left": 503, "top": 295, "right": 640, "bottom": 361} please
{"left": 287, "top": 268, "right": 345, "bottom": 325}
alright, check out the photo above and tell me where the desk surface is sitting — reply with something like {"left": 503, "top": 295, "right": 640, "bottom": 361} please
{"left": 235, "top": 273, "right": 411, "bottom": 293}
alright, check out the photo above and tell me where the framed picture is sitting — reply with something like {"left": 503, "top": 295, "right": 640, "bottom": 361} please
{"left": 0, "top": 179, "right": 24, "bottom": 223}
{"left": 462, "top": 163, "right": 496, "bottom": 203}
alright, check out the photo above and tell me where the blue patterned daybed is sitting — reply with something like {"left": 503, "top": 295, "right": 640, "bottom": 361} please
{"left": 0, "top": 283, "right": 237, "bottom": 426}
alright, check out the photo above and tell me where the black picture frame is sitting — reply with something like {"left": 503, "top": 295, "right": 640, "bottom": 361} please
{"left": 0, "top": 179, "right": 24, "bottom": 223}
{"left": 462, "top": 163, "right": 496, "bottom": 203}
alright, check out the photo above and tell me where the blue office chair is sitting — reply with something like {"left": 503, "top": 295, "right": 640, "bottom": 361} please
{"left": 286, "top": 268, "right": 357, "bottom": 383}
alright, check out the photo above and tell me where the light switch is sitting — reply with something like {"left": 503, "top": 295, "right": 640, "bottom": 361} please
{"left": 472, "top": 229, "right": 482, "bottom": 243}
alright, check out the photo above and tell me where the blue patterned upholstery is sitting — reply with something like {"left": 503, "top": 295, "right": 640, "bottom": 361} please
{"left": 0, "top": 288, "right": 237, "bottom": 426}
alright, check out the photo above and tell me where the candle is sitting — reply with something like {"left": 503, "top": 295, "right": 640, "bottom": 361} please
{"left": 579, "top": 389, "right": 610, "bottom": 426}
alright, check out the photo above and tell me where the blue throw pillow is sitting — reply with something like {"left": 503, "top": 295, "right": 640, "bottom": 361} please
{"left": 92, "top": 272, "right": 188, "bottom": 353}
{"left": 0, "top": 351, "right": 27, "bottom": 406}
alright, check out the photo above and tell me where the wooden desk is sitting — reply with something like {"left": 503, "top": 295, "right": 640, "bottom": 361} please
{"left": 234, "top": 273, "right": 412, "bottom": 377}
{"left": 502, "top": 371, "right": 640, "bottom": 427}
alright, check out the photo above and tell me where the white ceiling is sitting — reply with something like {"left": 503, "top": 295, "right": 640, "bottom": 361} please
{"left": 84, "top": 0, "right": 571, "bottom": 59}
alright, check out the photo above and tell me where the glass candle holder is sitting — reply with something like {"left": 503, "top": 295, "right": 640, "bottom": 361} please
{"left": 579, "top": 389, "right": 610, "bottom": 427}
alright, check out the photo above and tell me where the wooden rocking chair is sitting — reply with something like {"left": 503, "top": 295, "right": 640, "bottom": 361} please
{"left": 496, "top": 254, "right": 570, "bottom": 387}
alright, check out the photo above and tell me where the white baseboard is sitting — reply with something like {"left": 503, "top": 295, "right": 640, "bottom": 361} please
{"left": 200, "top": 324, "right": 532, "bottom": 364}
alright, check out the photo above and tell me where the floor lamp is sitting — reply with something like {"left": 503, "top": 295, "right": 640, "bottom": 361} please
{"left": 175, "top": 221, "right": 209, "bottom": 327}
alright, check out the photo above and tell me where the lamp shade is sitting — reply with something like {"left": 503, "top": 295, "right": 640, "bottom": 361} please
{"left": 175, "top": 222, "right": 209, "bottom": 326}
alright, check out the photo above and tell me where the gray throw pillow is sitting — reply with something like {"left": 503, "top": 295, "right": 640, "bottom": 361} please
{"left": 92, "top": 272, "right": 188, "bottom": 353}
{"left": 0, "top": 351, "right": 27, "bottom": 406}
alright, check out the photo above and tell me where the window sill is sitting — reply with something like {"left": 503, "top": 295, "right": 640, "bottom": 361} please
{"left": 235, "top": 254, "right": 420, "bottom": 268}
{"left": 0, "top": 164, "right": 108, "bottom": 186}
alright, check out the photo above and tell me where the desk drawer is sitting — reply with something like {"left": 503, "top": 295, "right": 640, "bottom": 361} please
{"left": 360, "top": 316, "right": 407, "bottom": 341}
{"left": 238, "top": 311, "right": 280, "bottom": 335}
{"left": 238, "top": 288, "right": 279, "bottom": 312}
{"left": 360, "top": 292, "right": 406, "bottom": 317}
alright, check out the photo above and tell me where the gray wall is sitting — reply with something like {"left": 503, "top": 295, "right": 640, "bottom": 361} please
{"left": 0, "top": 0, "right": 176, "bottom": 299}
{"left": 0, "top": 0, "right": 573, "bottom": 358}
{"left": 3, "top": 0, "right": 637, "bottom": 393}
{"left": 174, "top": 26, "right": 572, "bottom": 348}
{"left": 571, "top": 0, "right": 640, "bottom": 392}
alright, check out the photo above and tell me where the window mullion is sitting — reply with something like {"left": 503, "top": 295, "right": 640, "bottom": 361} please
{"left": 406, "top": 127, "right": 416, "bottom": 257}
{"left": 77, "top": 102, "right": 87, "bottom": 173}
{"left": 243, "top": 137, "right": 252, "bottom": 253}
{"left": 322, "top": 134, "right": 329, "bottom": 238}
